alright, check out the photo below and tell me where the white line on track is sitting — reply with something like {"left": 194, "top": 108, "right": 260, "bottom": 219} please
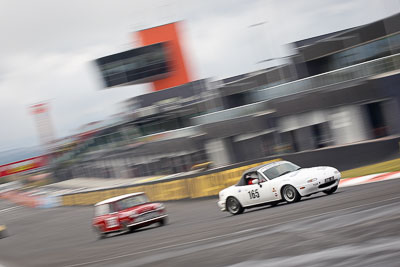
{"left": 0, "top": 206, "right": 21, "bottom": 214}
{"left": 62, "top": 195, "right": 400, "bottom": 267}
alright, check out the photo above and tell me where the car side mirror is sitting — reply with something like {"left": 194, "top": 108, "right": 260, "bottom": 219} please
{"left": 254, "top": 178, "right": 263, "bottom": 188}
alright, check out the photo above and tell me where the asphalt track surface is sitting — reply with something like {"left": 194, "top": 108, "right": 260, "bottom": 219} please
{"left": 1, "top": 179, "right": 400, "bottom": 267}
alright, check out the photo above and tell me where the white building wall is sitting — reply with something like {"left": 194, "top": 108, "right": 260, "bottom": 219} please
{"left": 279, "top": 110, "right": 328, "bottom": 132}
{"left": 205, "top": 138, "right": 232, "bottom": 167}
{"left": 278, "top": 106, "right": 371, "bottom": 147}
{"left": 328, "top": 105, "right": 370, "bottom": 145}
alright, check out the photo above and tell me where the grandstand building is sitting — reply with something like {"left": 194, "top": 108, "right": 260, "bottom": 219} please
{"left": 52, "top": 13, "right": 400, "bottom": 181}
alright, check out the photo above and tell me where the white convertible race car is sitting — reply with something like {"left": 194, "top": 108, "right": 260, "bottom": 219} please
{"left": 218, "top": 160, "right": 341, "bottom": 215}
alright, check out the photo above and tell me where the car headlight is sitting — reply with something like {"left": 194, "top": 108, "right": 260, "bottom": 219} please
{"left": 307, "top": 178, "right": 317, "bottom": 183}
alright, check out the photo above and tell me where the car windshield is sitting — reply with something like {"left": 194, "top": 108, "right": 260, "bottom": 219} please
{"left": 117, "top": 194, "right": 149, "bottom": 210}
{"left": 263, "top": 162, "right": 300, "bottom": 180}
{"left": 94, "top": 204, "right": 110, "bottom": 216}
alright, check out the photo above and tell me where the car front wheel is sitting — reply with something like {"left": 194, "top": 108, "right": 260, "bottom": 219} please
{"left": 226, "top": 197, "right": 244, "bottom": 215}
{"left": 120, "top": 221, "right": 133, "bottom": 234}
{"left": 159, "top": 217, "right": 168, "bottom": 226}
{"left": 282, "top": 185, "right": 301, "bottom": 203}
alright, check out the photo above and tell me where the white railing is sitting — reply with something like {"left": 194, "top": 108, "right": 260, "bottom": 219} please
{"left": 193, "top": 53, "right": 400, "bottom": 125}
{"left": 254, "top": 53, "right": 400, "bottom": 101}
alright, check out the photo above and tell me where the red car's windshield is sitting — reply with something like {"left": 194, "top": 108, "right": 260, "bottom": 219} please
{"left": 116, "top": 194, "right": 149, "bottom": 211}
{"left": 94, "top": 204, "right": 111, "bottom": 216}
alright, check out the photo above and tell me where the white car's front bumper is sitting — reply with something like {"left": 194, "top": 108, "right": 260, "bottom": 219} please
{"left": 217, "top": 200, "right": 226, "bottom": 211}
{"left": 297, "top": 174, "right": 340, "bottom": 196}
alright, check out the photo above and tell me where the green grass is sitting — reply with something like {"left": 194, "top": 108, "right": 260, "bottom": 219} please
{"left": 341, "top": 158, "right": 400, "bottom": 179}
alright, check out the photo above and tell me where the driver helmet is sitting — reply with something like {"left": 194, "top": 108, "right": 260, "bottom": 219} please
{"left": 249, "top": 173, "right": 258, "bottom": 179}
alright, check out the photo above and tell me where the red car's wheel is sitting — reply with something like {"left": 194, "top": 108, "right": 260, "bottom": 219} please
{"left": 94, "top": 226, "right": 107, "bottom": 239}
{"left": 158, "top": 217, "right": 168, "bottom": 226}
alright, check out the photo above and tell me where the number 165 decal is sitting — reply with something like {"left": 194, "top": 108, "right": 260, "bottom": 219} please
{"left": 248, "top": 189, "right": 260, "bottom": 199}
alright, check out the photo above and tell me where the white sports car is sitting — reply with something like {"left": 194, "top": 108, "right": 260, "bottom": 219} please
{"left": 218, "top": 160, "right": 341, "bottom": 215}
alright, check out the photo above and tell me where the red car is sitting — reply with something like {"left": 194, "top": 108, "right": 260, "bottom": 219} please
{"left": 92, "top": 192, "right": 167, "bottom": 238}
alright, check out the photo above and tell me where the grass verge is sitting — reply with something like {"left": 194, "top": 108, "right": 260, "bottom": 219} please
{"left": 341, "top": 157, "right": 400, "bottom": 179}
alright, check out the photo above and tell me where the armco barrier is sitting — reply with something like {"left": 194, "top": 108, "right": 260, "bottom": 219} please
{"left": 60, "top": 159, "right": 280, "bottom": 206}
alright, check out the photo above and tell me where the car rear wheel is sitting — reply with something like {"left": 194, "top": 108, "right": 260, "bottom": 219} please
{"left": 94, "top": 226, "right": 107, "bottom": 239}
{"left": 282, "top": 185, "right": 301, "bottom": 203}
{"left": 226, "top": 197, "right": 244, "bottom": 215}
{"left": 323, "top": 185, "right": 338, "bottom": 195}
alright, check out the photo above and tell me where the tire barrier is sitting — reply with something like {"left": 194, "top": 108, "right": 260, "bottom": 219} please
{"left": 61, "top": 158, "right": 282, "bottom": 206}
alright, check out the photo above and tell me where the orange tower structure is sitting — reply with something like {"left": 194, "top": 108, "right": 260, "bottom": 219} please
{"left": 138, "top": 22, "right": 192, "bottom": 91}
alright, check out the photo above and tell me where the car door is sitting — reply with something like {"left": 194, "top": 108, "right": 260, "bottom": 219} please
{"left": 103, "top": 203, "right": 120, "bottom": 231}
{"left": 239, "top": 173, "right": 277, "bottom": 206}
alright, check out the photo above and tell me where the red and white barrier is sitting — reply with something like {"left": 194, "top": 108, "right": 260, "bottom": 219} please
{"left": 339, "top": 171, "right": 400, "bottom": 187}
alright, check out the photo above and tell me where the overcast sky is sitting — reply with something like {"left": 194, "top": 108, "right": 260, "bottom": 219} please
{"left": 0, "top": 0, "right": 398, "bottom": 152}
